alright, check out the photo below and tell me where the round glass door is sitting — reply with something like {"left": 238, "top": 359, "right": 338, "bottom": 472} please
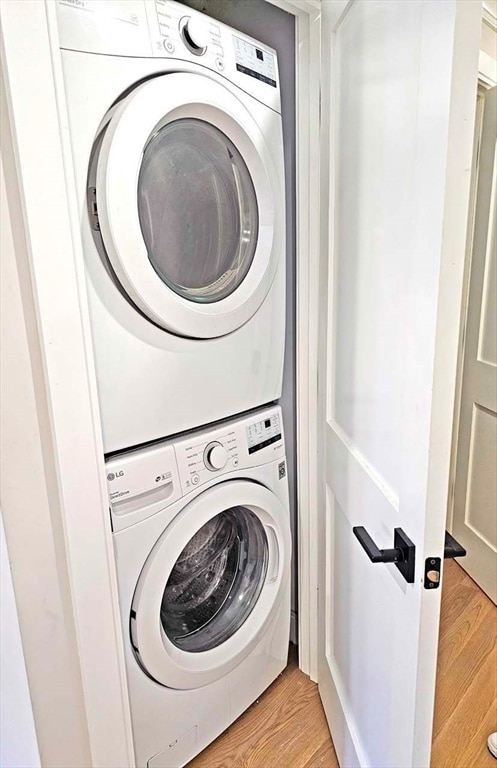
{"left": 93, "top": 72, "right": 282, "bottom": 338}
{"left": 129, "top": 479, "right": 290, "bottom": 689}
{"left": 161, "top": 506, "right": 267, "bottom": 652}
{"left": 138, "top": 119, "right": 259, "bottom": 303}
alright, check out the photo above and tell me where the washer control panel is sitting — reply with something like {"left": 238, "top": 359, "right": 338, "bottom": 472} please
{"left": 203, "top": 441, "right": 229, "bottom": 471}
{"left": 176, "top": 426, "right": 239, "bottom": 492}
{"left": 106, "top": 444, "right": 182, "bottom": 532}
{"left": 246, "top": 411, "right": 282, "bottom": 454}
{"left": 106, "top": 405, "right": 284, "bottom": 530}
{"left": 174, "top": 405, "right": 284, "bottom": 494}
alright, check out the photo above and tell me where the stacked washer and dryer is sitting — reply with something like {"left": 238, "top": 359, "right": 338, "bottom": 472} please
{"left": 56, "top": 1, "right": 290, "bottom": 766}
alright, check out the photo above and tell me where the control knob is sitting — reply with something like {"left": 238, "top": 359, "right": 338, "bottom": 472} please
{"left": 204, "top": 441, "right": 228, "bottom": 471}
{"left": 182, "top": 17, "right": 209, "bottom": 54}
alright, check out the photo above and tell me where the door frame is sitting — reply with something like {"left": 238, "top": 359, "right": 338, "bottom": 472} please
{"left": 266, "top": 0, "right": 323, "bottom": 682}
{"left": 1, "top": 2, "right": 136, "bottom": 765}
{"left": 0, "top": 1, "right": 321, "bottom": 765}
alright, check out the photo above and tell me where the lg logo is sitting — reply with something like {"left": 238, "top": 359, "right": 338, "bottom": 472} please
{"left": 107, "top": 470, "right": 124, "bottom": 481}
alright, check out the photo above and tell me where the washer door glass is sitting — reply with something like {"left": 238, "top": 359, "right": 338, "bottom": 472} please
{"left": 137, "top": 119, "right": 259, "bottom": 303}
{"left": 161, "top": 506, "right": 267, "bottom": 652}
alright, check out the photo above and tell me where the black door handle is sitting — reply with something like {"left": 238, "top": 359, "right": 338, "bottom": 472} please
{"left": 444, "top": 530, "right": 466, "bottom": 559}
{"left": 352, "top": 526, "right": 416, "bottom": 583}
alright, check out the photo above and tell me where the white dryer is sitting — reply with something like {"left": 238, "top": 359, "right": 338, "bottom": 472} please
{"left": 56, "top": 0, "right": 286, "bottom": 452}
{"left": 106, "top": 405, "right": 291, "bottom": 768}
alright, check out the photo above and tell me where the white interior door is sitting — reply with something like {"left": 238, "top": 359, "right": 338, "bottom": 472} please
{"left": 316, "top": 2, "right": 482, "bottom": 767}
{"left": 452, "top": 86, "right": 497, "bottom": 604}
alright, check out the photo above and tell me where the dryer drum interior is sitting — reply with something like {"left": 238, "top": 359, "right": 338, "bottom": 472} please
{"left": 161, "top": 506, "right": 268, "bottom": 653}
{"left": 137, "top": 118, "right": 259, "bottom": 303}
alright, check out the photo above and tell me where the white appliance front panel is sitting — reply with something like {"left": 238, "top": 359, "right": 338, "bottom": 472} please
{"left": 110, "top": 445, "right": 290, "bottom": 766}
{"left": 59, "top": 48, "right": 286, "bottom": 450}
{"left": 56, "top": 0, "right": 281, "bottom": 112}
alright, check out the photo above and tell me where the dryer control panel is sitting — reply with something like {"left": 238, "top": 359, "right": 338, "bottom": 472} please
{"left": 56, "top": 0, "right": 281, "bottom": 113}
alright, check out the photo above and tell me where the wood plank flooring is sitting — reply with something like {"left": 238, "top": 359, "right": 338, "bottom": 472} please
{"left": 188, "top": 560, "right": 497, "bottom": 767}
{"left": 431, "top": 559, "right": 497, "bottom": 768}
{"left": 188, "top": 644, "right": 339, "bottom": 768}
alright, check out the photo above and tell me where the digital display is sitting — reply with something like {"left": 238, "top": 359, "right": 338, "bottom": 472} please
{"left": 246, "top": 412, "right": 281, "bottom": 454}
{"left": 233, "top": 36, "right": 277, "bottom": 88}
{"left": 248, "top": 434, "right": 282, "bottom": 454}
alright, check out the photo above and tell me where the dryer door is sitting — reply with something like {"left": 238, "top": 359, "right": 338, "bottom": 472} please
{"left": 94, "top": 73, "right": 283, "bottom": 338}
{"left": 130, "top": 480, "right": 290, "bottom": 690}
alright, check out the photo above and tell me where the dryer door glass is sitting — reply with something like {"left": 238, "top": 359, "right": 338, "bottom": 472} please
{"left": 161, "top": 506, "right": 267, "bottom": 652}
{"left": 137, "top": 119, "right": 259, "bottom": 304}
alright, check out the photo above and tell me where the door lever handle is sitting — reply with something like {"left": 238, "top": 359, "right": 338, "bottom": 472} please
{"left": 444, "top": 530, "right": 466, "bottom": 559}
{"left": 352, "top": 526, "right": 416, "bottom": 583}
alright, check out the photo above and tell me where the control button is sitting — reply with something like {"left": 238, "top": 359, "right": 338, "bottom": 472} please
{"left": 163, "top": 38, "right": 175, "bottom": 54}
{"left": 182, "top": 17, "right": 209, "bottom": 54}
{"left": 232, "top": 457, "right": 239, "bottom": 467}
{"left": 215, "top": 57, "right": 225, "bottom": 72}
{"left": 191, "top": 473, "right": 200, "bottom": 485}
{"left": 204, "top": 441, "right": 228, "bottom": 471}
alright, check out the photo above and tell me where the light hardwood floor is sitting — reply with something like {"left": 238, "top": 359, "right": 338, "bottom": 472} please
{"left": 188, "top": 560, "right": 497, "bottom": 767}
{"left": 431, "top": 559, "right": 497, "bottom": 768}
{"left": 188, "top": 644, "right": 339, "bottom": 768}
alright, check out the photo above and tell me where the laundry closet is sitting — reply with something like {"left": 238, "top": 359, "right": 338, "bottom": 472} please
{"left": 51, "top": 0, "right": 297, "bottom": 765}
{"left": 1, "top": 1, "right": 491, "bottom": 767}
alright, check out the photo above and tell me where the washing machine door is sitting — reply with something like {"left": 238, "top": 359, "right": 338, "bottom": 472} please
{"left": 94, "top": 72, "right": 283, "bottom": 338}
{"left": 130, "top": 480, "right": 290, "bottom": 690}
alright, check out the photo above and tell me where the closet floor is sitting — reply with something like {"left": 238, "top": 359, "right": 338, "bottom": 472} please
{"left": 188, "top": 559, "right": 497, "bottom": 767}
{"left": 188, "top": 644, "right": 338, "bottom": 768}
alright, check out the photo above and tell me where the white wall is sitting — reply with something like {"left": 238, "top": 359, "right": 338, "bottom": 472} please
{"left": 0, "top": 513, "right": 40, "bottom": 768}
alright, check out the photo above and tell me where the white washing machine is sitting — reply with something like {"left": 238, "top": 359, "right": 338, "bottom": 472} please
{"left": 56, "top": 0, "right": 286, "bottom": 452}
{"left": 106, "top": 405, "right": 291, "bottom": 767}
